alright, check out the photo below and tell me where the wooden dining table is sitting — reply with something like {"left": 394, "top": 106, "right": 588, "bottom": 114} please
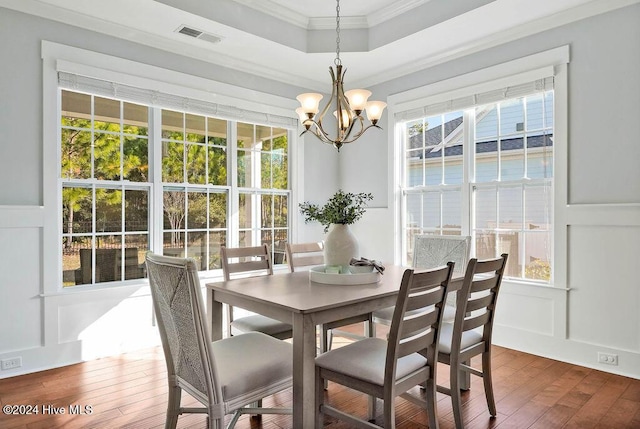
{"left": 205, "top": 265, "right": 464, "bottom": 428}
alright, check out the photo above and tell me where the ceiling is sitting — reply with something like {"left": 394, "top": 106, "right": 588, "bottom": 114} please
{"left": 1, "top": 0, "right": 636, "bottom": 91}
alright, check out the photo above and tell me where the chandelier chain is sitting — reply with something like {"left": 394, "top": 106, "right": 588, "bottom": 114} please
{"left": 334, "top": 0, "right": 341, "bottom": 66}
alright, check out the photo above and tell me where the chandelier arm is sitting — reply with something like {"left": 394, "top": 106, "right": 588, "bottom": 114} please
{"left": 337, "top": 123, "right": 382, "bottom": 145}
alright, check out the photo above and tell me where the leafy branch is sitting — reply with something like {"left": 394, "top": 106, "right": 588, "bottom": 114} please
{"left": 299, "top": 189, "right": 373, "bottom": 232}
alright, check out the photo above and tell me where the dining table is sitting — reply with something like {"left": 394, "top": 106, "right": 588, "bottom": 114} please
{"left": 205, "top": 265, "right": 464, "bottom": 428}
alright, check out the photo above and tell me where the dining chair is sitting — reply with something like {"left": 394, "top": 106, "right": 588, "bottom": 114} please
{"left": 145, "top": 252, "right": 292, "bottom": 429}
{"left": 437, "top": 254, "right": 508, "bottom": 429}
{"left": 285, "top": 241, "right": 373, "bottom": 353}
{"left": 372, "top": 235, "right": 471, "bottom": 329}
{"left": 221, "top": 245, "right": 292, "bottom": 340}
{"left": 315, "top": 262, "right": 455, "bottom": 429}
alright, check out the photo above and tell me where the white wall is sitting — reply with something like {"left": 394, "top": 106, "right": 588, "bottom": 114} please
{"left": 342, "top": 4, "right": 640, "bottom": 378}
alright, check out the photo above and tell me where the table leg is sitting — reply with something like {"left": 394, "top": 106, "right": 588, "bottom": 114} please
{"left": 292, "top": 312, "right": 317, "bottom": 428}
{"left": 206, "top": 288, "right": 223, "bottom": 341}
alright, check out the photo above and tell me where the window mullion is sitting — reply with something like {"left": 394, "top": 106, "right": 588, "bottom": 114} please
{"left": 150, "top": 108, "right": 163, "bottom": 254}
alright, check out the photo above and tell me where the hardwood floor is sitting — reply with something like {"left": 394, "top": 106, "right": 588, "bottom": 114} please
{"left": 1, "top": 330, "right": 639, "bottom": 429}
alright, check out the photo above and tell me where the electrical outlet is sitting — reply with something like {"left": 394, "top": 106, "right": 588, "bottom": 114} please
{"left": 597, "top": 352, "right": 618, "bottom": 366}
{"left": 1, "top": 356, "right": 22, "bottom": 370}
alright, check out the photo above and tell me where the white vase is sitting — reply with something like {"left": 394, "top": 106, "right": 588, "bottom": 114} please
{"left": 324, "top": 224, "right": 359, "bottom": 267}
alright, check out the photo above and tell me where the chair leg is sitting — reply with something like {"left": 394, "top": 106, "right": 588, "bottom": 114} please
{"left": 424, "top": 378, "right": 439, "bottom": 429}
{"left": 165, "top": 385, "right": 181, "bottom": 429}
{"left": 383, "top": 393, "right": 396, "bottom": 429}
{"left": 450, "top": 358, "right": 464, "bottom": 429}
{"left": 482, "top": 350, "right": 497, "bottom": 416}
{"left": 320, "top": 324, "right": 330, "bottom": 353}
{"left": 367, "top": 395, "right": 377, "bottom": 422}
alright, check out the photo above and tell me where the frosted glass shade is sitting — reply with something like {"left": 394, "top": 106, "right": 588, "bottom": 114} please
{"left": 365, "top": 101, "right": 387, "bottom": 123}
{"left": 344, "top": 89, "right": 371, "bottom": 112}
{"left": 296, "top": 93, "right": 323, "bottom": 114}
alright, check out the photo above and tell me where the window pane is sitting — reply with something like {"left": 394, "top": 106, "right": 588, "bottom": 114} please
{"left": 62, "top": 186, "right": 92, "bottom": 234}
{"left": 442, "top": 190, "right": 462, "bottom": 230}
{"left": 525, "top": 184, "right": 551, "bottom": 230}
{"left": 61, "top": 91, "right": 91, "bottom": 128}
{"left": 239, "top": 193, "right": 254, "bottom": 229}
{"left": 162, "top": 142, "right": 184, "bottom": 183}
{"left": 123, "top": 102, "right": 148, "bottom": 136}
{"left": 527, "top": 134, "right": 553, "bottom": 179}
{"left": 237, "top": 149, "right": 253, "bottom": 187}
{"left": 272, "top": 152, "right": 288, "bottom": 190}
{"left": 261, "top": 152, "right": 272, "bottom": 188}
{"left": 405, "top": 193, "right": 421, "bottom": 230}
{"left": 500, "top": 134, "right": 524, "bottom": 180}
{"left": 122, "top": 239, "right": 147, "bottom": 280}
{"left": 497, "top": 232, "right": 520, "bottom": 277}
{"left": 208, "top": 117, "right": 227, "bottom": 147}
{"left": 500, "top": 98, "right": 524, "bottom": 135}
{"left": 94, "top": 133, "right": 121, "bottom": 180}
{"left": 524, "top": 231, "right": 551, "bottom": 281}
{"left": 405, "top": 149, "right": 424, "bottom": 187}
{"left": 163, "top": 231, "right": 184, "bottom": 258}
{"left": 163, "top": 189, "right": 185, "bottom": 230}
{"left": 475, "top": 105, "right": 497, "bottom": 140}
{"left": 61, "top": 129, "right": 92, "bottom": 180}
{"left": 261, "top": 194, "right": 272, "bottom": 228}
{"left": 186, "top": 231, "right": 207, "bottom": 270}
{"left": 208, "top": 146, "right": 227, "bottom": 185}
{"left": 124, "top": 190, "right": 148, "bottom": 232}
{"left": 186, "top": 143, "right": 206, "bottom": 184}
{"left": 424, "top": 115, "right": 443, "bottom": 186}
{"left": 475, "top": 232, "right": 495, "bottom": 260}
{"left": 94, "top": 97, "right": 120, "bottom": 132}
{"left": 544, "top": 91, "right": 554, "bottom": 129}
{"left": 162, "top": 110, "right": 183, "bottom": 140}
{"left": 422, "top": 192, "right": 440, "bottom": 229}
{"left": 209, "top": 192, "right": 227, "bottom": 228}
{"left": 187, "top": 190, "right": 208, "bottom": 229}
{"left": 256, "top": 125, "right": 271, "bottom": 151}
{"left": 443, "top": 111, "right": 464, "bottom": 185}
{"left": 62, "top": 236, "right": 88, "bottom": 286}
{"left": 237, "top": 122, "right": 255, "bottom": 149}
{"left": 186, "top": 113, "right": 206, "bottom": 143}
{"left": 94, "top": 237, "right": 121, "bottom": 284}
{"left": 95, "top": 188, "right": 122, "bottom": 232}
{"left": 123, "top": 136, "right": 148, "bottom": 182}
{"left": 208, "top": 231, "right": 226, "bottom": 269}
{"left": 474, "top": 186, "right": 497, "bottom": 229}
{"left": 274, "top": 195, "right": 288, "bottom": 228}
{"left": 526, "top": 94, "right": 544, "bottom": 131}
{"left": 498, "top": 185, "right": 522, "bottom": 227}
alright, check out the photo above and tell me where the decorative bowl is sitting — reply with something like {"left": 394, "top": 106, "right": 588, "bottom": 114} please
{"left": 348, "top": 265, "right": 375, "bottom": 274}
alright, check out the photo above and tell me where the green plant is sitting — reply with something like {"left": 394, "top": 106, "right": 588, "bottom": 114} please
{"left": 299, "top": 190, "right": 373, "bottom": 232}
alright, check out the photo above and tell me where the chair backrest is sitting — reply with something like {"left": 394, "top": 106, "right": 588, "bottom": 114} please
{"left": 452, "top": 254, "right": 508, "bottom": 355}
{"left": 220, "top": 244, "right": 274, "bottom": 281}
{"left": 385, "top": 262, "right": 455, "bottom": 386}
{"left": 145, "top": 252, "right": 220, "bottom": 406}
{"left": 285, "top": 241, "right": 324, "bottom": 272}
{"left": 412, "top": 235, "right": 471, "bottom": 276}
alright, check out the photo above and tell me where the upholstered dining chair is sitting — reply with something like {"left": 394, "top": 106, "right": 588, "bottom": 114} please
{"left": 220, "top": 244, "right": 292, "bottom": 340}
{"left": 372, "top": 235, "right": 471, "bottom": 329}
{"left": 315, "top": 262, "right": 455, "bottom": 429}
{"left": 285, "top": 241, "right": 373, "bottom": 353}
{"left": 145, "top": 252, "right": 292, "bottom": 429}
{"left": 437, "top": 254, "right": 508, "bottom": 429}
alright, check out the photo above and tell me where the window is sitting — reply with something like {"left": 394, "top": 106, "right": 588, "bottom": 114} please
{"left": 400, "top": 87, "right": 554, "bottom": 283}
{"left": 60, "top": 90, "right": 292, "bottom": 287}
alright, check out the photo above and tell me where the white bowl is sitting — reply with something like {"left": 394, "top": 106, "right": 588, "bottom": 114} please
{"left": 349, "top": 265, "right": 374, "bottom": 274}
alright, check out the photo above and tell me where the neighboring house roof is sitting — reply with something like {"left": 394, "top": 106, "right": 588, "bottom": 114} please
{"left": 408, "top": 117, "right": 553, "bottom": 159}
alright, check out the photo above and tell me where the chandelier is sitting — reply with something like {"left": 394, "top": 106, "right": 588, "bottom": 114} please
{"left": 295, "top": 0, "right": 386, "bottom": 152}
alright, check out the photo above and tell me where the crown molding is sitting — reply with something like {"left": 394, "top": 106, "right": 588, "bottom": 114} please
{"left": 231, "top": 0, "right": 309, "bottom": 28}
{"left": 367, "top": 0, "right": 429, "bottom": 27}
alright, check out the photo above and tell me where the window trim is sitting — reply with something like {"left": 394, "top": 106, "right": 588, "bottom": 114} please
{"left": 388, "top": 46, "right": 569, "bottom": 288}
{"left": 42, "top": 41, "right": 299, "bottom": 294}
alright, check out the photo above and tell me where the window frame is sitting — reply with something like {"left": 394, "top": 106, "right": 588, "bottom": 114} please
{"left": 42, "top": 42, "right": 300, "bottom": 294}
{"left": 389, "top": 46, "right": 569, "bottom": 288}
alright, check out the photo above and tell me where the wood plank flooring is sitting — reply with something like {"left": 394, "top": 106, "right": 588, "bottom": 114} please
{"left": 1, "top": 329, "right": 639, "bottom": 429}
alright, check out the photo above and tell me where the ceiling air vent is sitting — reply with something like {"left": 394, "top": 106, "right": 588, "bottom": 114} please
{"left": 176, "top": 25, "right": 222, "bottom": 44}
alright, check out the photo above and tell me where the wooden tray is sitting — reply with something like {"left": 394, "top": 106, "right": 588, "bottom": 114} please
{"left": 309, "top": 265, "right": 380, "bottom": 285}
